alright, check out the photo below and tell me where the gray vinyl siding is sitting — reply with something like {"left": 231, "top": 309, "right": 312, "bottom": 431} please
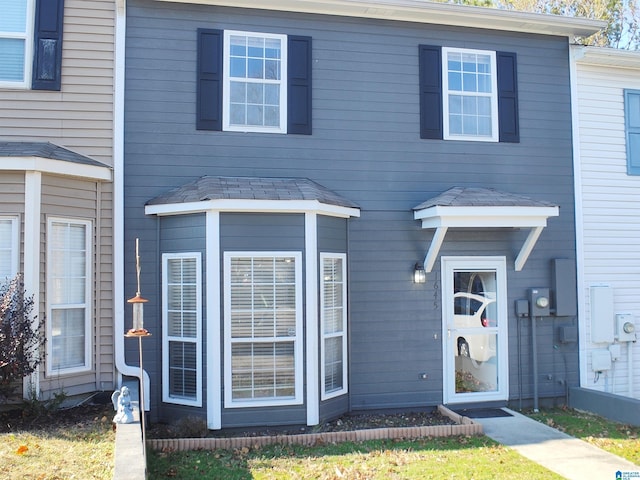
{"left": 125, "top": 0, "right": 578, "bottom": 421}
{"left": 155, "top": 214, "right": 206, "bottom": 420}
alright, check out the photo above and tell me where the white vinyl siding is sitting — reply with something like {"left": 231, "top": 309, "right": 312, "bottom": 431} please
{"left": 46, "top": 217, "right": 92, "bottom": 375}
{"left": 320, "top": 253, "right": 348, "bottom": 400}
{"left": 0, "top": 216, "right": 19, "bottom": 282}
{"left": 162, "top": 253, "right": 202, "bottom": 407}
{"left": 223, "top": 30, "right": 287, "bottom": 134}
{"left": 224, "top": 252, "right": 303, "bottom": 407}
{"left": 575, "top": 53, "right": 640, "bottom": 397}
{"left": 442, "top": 47, "right": 498, "bottom": 142}
{"left": 0, "top": 0, "right": 34, "bottom": 87}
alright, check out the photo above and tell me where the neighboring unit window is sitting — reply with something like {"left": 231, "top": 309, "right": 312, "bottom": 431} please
{"left": 0, "top": 0, "right": 64, "bottom": 90}
{"left": 47, "top": 218, "right": 91, "bottom": 374}
{"left": 162, "top": 253, "right": 202, "bottom": 407}
{"left": 224, "top": 31, "right": 287, "bottom": 133}
{"left": 0, "top": 0, "right": 34, "bottom": 87}
{"left": 320, "top": 253, "right": 348, "bottom": 400}
{"left": 197, "top": 29, "right": 312, "bottom": 134}
{"left": 224, "top": 253, "right": 303, "bottom": 407}
{"left": 0, "top": 216, "right": 19, "bottom": 282}
{"left": 625, "top": 89, "right": 640, "bottom": 175}
{"left": 442, "top": 48, "right": 498, "bottom": 141}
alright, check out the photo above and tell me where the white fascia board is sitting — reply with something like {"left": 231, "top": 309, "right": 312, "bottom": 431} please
{"left": 574, "top": 45, "right": 640, "bottom": 70}
{"left": 145, "top": 199, "right": 361, "bottom": 218}
{"left": 154, "top": 0, "right": 604, "bottom": 38}
{"left": 414, "top": 205, "right": 559, "bottom": 229}
{"left": 0, "top": 156, "right": 112, "bottom": 181}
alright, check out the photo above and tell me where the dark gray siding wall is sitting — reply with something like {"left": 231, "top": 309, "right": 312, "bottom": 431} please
{"left": 124, "top": 0, "right": 578, "bottom": 417}
{"left": 220, "top": 213, "right": 307, "bottom": 426}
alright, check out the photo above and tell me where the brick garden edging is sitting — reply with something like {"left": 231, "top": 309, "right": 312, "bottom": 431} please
{"left": 148, "top": 405, "right": 482, "bottom": 452}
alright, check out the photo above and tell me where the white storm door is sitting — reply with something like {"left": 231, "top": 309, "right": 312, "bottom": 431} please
{"left": 442, "top": 256, "right": 508, "bottom": 404}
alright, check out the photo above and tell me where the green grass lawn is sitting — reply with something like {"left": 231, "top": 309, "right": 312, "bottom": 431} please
{"left": 148, "top": 436, "right": 564, "bottom": 479}
{"left": 527, "top": 407, "right": 640, "bottom": 465}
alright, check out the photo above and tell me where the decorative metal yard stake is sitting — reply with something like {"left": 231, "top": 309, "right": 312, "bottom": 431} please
{"left": 125, "top": 238, "right": 150, "bottom": 461}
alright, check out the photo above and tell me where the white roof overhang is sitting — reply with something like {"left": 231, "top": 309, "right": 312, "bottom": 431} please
{"left": 413, "top": 203, "right": 559, "bottom": 272}
{"left": 145, "top": 198, "right": 360, "bottom": 218}
{"left": 154, "top": 0, "right": 605, "bottom": 38}
{"left": 0, "top": 156, "right": 112, "bottom": 181}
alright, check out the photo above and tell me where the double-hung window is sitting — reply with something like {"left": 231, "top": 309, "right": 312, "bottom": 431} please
{"left": 47, "top": 218, "right": 91, "bottom": 374}
{"left": 224, "top": 253, "right": 303, "bottom": 407}
{"left": 443, "top": 48, "right": 498, "bottom": 141}
{"left": 162, "top": 253, "right": 202, "bottom": 406}
{"left": 0, "top": 216, "right": 19, "bottom": 282}
{"left": 1, "top": 0, "right": 64, "bottom": 90}
{"left": 0, "top": 0, "right": 34, "bottom": 87}
{"left": 197, "top": 29, "right": 311, "bottom": 134}
{"left": 625, "top": 89, "right": 640, "bottom": 175}
{"left": 224, "top": 31, "right": 287, "bottom": 133}
{"left": 419, "top": 45, "right": 518, "bottom": 143}
{"left": 320, "top": 253, "right": 348, "bottom": 399}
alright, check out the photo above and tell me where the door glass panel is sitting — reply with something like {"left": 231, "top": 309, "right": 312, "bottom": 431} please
{"left": 452, "top": 270, "right": 499, "bottom": 394}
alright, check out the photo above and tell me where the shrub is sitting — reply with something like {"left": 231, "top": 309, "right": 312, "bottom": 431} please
{"left": 0, "top": 274, "right": 44, "bottom": 399}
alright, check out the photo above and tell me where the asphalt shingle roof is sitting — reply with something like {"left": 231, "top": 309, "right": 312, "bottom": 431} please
{"left": 146, "top": 176, "right": 359, "bottom": 209}
{"left": 413, "top": 187, "right": 557, "bottom": 211}
{"left": 0, "top": 141, "right": 109, "bottom": 168}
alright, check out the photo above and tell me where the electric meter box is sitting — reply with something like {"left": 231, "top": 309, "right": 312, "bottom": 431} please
{"left": 529, "top": 288, "right": 550, "bottom": 316}
{"left": 616, "top": 314, "right": 637, "bottom": 342}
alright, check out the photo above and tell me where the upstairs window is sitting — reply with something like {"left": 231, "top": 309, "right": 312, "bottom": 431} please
{"left": 0, "top": 0, "right": 64, "bottom": 90}
{"left": 224, "top": 31, "right": 286, "bottom": 133}
{"left": 443, "top": 48, "right": 498, "bottom": 141}
{"left": 0, "top": 0, "right": 34, "bottom": 87}
{"left": 625, "top": 89, "right": 640, "bottom": 175}
{"left": 420, "top": 45, "right": 518, "bottom": 143}
{"left": 197, "top": 29, "right": 311, "bottom": 135}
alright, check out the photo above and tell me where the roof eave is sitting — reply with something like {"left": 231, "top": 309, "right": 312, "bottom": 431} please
{"left": 154, "top": 0, "right": 604, "bottom": 37}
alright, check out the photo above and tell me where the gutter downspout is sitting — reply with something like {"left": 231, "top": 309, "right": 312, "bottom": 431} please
{"left": 114, "top": 0, "right": 149, "bottom": 410}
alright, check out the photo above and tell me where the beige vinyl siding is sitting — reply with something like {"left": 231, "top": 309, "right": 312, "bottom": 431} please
{"left": 576, "top": 56, "right": 640, "bottom": 399}
{"left": 39, "top": 174, "right": 114, "bottom": 395}
{"left": 0, "top": 0, "right": 115, "bottom": 166}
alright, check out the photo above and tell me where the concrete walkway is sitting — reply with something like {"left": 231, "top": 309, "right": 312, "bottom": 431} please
{"left": 479, "top": 408, "right": 639, "bottom": 480}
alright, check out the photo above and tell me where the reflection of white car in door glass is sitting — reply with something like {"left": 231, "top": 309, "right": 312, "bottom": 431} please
{"left": 453, "top": 292, "right": 496, "bottom": 365}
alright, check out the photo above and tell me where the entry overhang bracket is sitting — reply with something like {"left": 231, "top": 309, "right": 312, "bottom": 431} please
{"left": 414, "top": 204, "right": 559, "bottom": 273}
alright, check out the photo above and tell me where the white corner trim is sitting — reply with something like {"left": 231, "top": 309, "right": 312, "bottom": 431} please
{"left": 305, "top": 213, "right": 319, "bottom": 426}
{"left": 145, "top": 199, "right": 360, "bottom": 218}
{"left": 23, "top": 172, "right": 41, "bottom": 398}
{"left": 0, "top": 157, "right": 112, "bottom": 181}
{"left": 206, "top": 211, "right": 222, "bottom": 429}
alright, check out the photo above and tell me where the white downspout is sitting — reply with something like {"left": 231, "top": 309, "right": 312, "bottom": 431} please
{"left": 114, "top": 0, "right": 149, "bottom": 410}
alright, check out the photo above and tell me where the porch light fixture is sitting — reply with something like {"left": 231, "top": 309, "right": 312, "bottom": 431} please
{"left": 413, "top": 262, "right": 426, "bottom": 284}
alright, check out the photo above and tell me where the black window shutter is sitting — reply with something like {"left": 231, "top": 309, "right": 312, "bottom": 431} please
{"left": 287, "top": 36, "right": 312, "bottom": 135}
{"left": 32, "top": 0, "right": 64, "bottom": 91}
{"left": 419, "top": 45, "right": 443, "bottom": 140}
{"left": 497, "top": 52, "right": 519, "bottom": 143}
{"left": 197, "top": 29, "right": 223, "bottom": 131}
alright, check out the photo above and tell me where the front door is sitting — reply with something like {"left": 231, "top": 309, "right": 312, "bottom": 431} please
{"left": 442, "top": 257, "right": 508, "bottom": 404}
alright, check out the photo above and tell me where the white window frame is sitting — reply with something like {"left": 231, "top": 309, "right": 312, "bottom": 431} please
{"left": 46, "top": 217, "right": 92, "bottom": 376}
{"left": 0, "top": 0, "right": 35, "bottom": 88}
{"left": 0, "top": 215, "right": 19, "bottom": 282}
{"left": 320, "top": 253, "right": 348, "bottom": 400}
{"left": 162, "top": 252, "right": 203, "bottom": 407}
{"left": 224, "top": 252, "right": 303, "bottom": 408}
{"left": 222, "top": 30, "right": 288, "bottom": 134}
{"left": 442, "top": 47, "right": 498, "bottom": 142}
